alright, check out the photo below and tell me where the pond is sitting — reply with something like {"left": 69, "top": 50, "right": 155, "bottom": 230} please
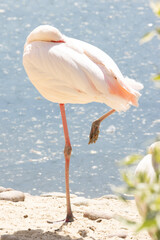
{"left": 0, "top": 0, "right": 159, "bottom": 198}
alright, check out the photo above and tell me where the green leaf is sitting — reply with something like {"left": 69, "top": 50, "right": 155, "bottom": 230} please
{"left": 153, "top": 144, "right": 160, "bottom": 163}
{"left": 140, "top": 31, "right": 156, "bottom": 44}
{"left": 122, "top": 154, "right": 143, "bottom": 166}
{"left": 156, "top": 215, "right": 160, "bottom": 229}
{"left": 116, "top": 215, "right": 137, "bottom": 228}
{"left": 156, "top": 27, "right": 160, "bottom": 35}
{"left": 122, "top": 172, "right": 135, "bottom": 188}
{"left": 136, "top": 172, "right": 151, "bottom": 184}
{"left": 137, "top": 218, "right": 157, "bottom": 232}
{"left": 152, "top": 196, "right": 160, "bottom": 211}
{"left": 150, "top": 1, "right": 160, "bottom": 17}
{"left": 153, "top": 74, "right": 160, "bottom": 81}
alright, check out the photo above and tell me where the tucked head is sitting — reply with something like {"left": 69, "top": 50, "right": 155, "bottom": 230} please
{"left": 148, "top": 141, "right": 160, "bottom": 171}
{"left": 26, "top": 25, "right": 64, "bottom": 44}
{"left": 148, "top": 141, "right": 160, "bottom": 155}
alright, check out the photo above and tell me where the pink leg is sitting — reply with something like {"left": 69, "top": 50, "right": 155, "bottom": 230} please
{"left": 59, "top": 104, "right": 73, "bottom": 222}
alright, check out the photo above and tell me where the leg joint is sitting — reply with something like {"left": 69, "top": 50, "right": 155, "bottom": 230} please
{"left": 64, "top": 145, "right": 72, "bottom": 158}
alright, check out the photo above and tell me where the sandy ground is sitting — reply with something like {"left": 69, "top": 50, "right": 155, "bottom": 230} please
{"left": 0, "top": 192, "right": 150, "bottom": 240}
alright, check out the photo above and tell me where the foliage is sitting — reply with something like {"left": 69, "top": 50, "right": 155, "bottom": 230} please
{"left": 153, "top": 74, "right": 160, "bottom": 81}
{"left": 150, "top": 1, "right": 160, "bottom": 17}
{"left": 121, "top": 154, "right": 143, "bottom": 166}
{"left": 140, "top": 0, "right": 160, "bottom": 83}
{"left": 118, "top": 2, "right": 160, "bottom": 238}
{"left": 140, "top": 28, "right": 160, "bottom": 44}
{"left": 119, "top": 144, "right": 160, "bottom": 240}
{"left": 153, "top": 143, "right": 160, "bottom": 163}
{"left": 140, "top": 0, "right": 160, "bottom": 44}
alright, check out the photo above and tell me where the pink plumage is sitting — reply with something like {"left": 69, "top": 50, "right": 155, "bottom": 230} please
{"left": 23, "top": 25, "right": 143, "bottom": 112}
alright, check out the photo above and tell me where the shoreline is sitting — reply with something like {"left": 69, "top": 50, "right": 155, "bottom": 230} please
{"left": 0, "top": 188, "right": 150, "bottom": 240}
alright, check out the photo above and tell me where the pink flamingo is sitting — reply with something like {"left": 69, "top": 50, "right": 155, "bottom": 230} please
{"left": 23, "top": 25, "right": 143, "bottom": 222}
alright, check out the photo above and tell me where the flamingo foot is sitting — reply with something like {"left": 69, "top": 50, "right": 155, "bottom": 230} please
{"left": 47, "top": 213, "right": 74, "bottom": 225}
{"left": 65, "top": 212, "right": 74, "bottom": 222}
{"left": 47, "top": 214, "right": 74, "bottom": 232}
{"left": 88, "top": 120, "right": 100, "bottom": 144}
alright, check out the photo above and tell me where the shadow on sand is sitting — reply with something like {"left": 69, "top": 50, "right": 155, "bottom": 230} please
{"left": 1, "top": 228, "right": 96, "bottom": 240}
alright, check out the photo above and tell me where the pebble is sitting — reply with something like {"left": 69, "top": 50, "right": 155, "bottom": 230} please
{"left": 0, "top": 190, "right": 25, "bottom": 202}
{"left": 78, "top": 229, "right": 88, "bottom": 237}
{"left": 1, "top": 235, "right": 19, "bottom": 240}
{"left": 88, "top": 226, "right": 95, "bottom": 231}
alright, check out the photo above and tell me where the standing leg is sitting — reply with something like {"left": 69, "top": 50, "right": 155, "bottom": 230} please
{"left": 59, "top": 104, "right": 73, "bottom": 222}
{"left": 88, "top": 109, "right": 116, "bottom": 144}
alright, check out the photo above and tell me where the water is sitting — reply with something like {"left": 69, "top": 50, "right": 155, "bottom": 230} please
{"left": 0, "top": 0, "right": 160, "bottom": 198}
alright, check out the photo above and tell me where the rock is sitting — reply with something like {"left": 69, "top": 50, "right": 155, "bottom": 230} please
{"left": 0, "top": 187, "right": 12, "bottom": 193}
{"left": 1, "top": 235, "right": 19, "bottom": 240}
{"left": 107, "top": 232, "right": 127, "bottom": 238}
{"left": 78, "top": 229, "right": 88, "bottom": 237}
{"left": 0, "top": 186, "right": 6, "bottom": 193}
{"left": 97, "top": 194, "right": 118, "bottom": 200}
{"left": 84, "top": 211, "right": 113, "bottom": 220}
{"left": 72, "top": 197, "right": 90, "bottom": 206}
{"left": 0, "top": 190, "right": 25, "bottom": 202}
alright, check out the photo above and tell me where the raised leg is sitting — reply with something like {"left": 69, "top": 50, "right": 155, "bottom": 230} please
{"left": 88, "top": 109, "right": 116, "bottom": 144}
{"left": 59, "top": 104, "right": 74, "bottom": 222}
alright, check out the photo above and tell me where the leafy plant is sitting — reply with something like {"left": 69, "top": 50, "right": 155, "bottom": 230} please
{"left": 140, "top": 1, "right": 160, "bottom": 44}
{"left": 140, "top": 0, "right": 160, "bottom": 83}
{"left": 119, "top": 142, "right": 160, "bottom": 240}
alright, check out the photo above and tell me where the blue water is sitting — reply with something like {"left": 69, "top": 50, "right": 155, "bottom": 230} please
{"left": 0, "top": 0, "right": 160, "bottom": 198}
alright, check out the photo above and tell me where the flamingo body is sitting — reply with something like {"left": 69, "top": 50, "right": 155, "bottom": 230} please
{"left": 135, "top": 154, "right": 157, "bottom": 183}
{"left": 135, "top": 142, "right": 160, "bottom": 182}
{"left": 23, "top": 25, "right": 143, "bottom": 112}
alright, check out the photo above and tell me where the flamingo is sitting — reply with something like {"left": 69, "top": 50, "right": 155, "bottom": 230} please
{"left": 135, "top": 142, "right": 160, "bottom": 185}
{"left": 135, "top": 142, "right": 160, "bottom": 239}
{"left": 23, "top": 25, "right": 143, "bottom": 222}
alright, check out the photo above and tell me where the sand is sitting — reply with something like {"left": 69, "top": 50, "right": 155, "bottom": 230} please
{"left": 0, "top": 192, "right": 150, "bottom": 240}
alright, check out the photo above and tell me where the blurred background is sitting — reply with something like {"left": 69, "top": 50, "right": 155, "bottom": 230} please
{"left": 0, "top": 0, "right": 159, "bottom": 198}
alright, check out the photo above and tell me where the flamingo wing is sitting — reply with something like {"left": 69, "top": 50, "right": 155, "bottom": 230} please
{"left": 66, "top": 37, "right": 143, "bottom": 109}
